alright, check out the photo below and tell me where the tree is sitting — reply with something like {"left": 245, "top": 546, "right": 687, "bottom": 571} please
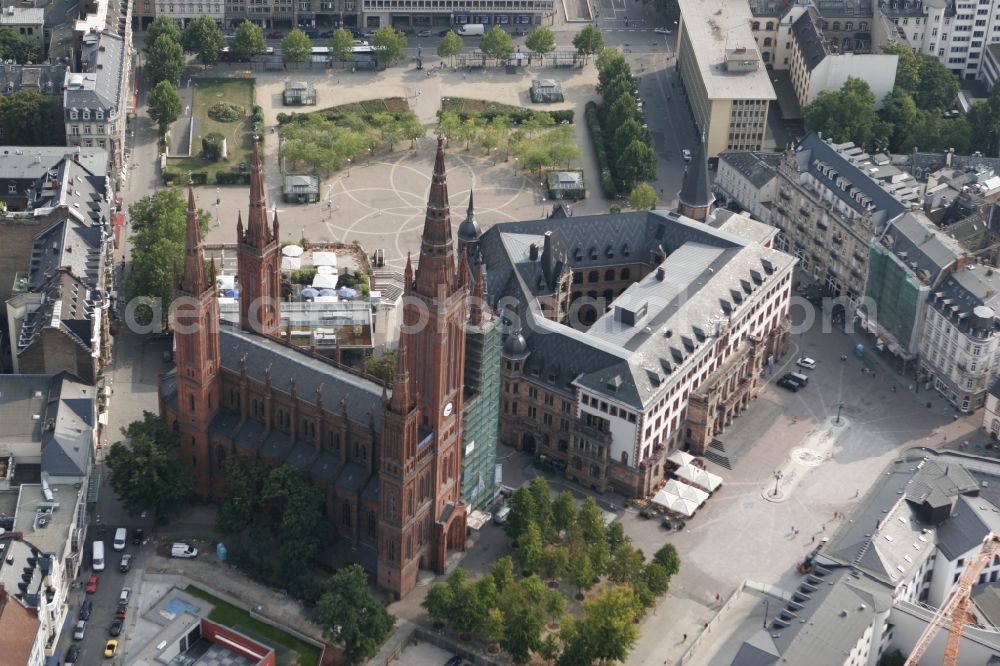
{"left": 577, "top": 497, "right": 605, "bottom": 543}
{"left": 182, "top": 16, "right": 226, "bottom": 66}
{"left": 480, "top": 25, "right": 514, "bottom": 60}
{"left": 362, "top": 349, "right": 398, "bottom": 382}
{"left": 147, "top": 80, "right": 182, "bottom": 136}
{"left": 448, "top": 572, "right": 485, "bottom": 637}
{"left": 517, "top": 521, "right": 544, "bottom": 573}
{"left": 643, "top": 562, "right": 671, "bottom": 597}
{"left": 437, "top": 30, "right": 464, "bottom": 65}
{"left": 328, "top": 27, "right": 355, "bottom": 62}
{"left": 541, "top": 546, "right": 570, "bottom": 581}
{"left": 422, "top": 582, "right": 453, "bottom": 623}
{"left": 492, "top": 556, "right": 515, "bottom": 593}
{"left": 106, "top": 412, "right": 193, "bottom": 521}
{"left": 881, "top": 43, "right": 920, "bottom": 94}
{"left": 261, "top": 465, "right": 330, "bottom": 564}
{"left": 232, "top": 20, "right": 266, "bottom": 61}
{"left": 127, "top": 188, "right": 210, "bottom": 323}
{"left": 915, "top": 54, "right": 959, "bottom": 111}
{"left": 500, "top": 576, "right": 548, "bottom": 664}
{"left": 559, "top": 586, "right": 641, "bottom": 665}
{"left": 525, "top": 27, "right": 556, "bottom": 59}
{"left": 551, "top": 490, "right": 576, "bottom": 533}
{"left": 629, "top": 182, "right": 658, "bottom": 210}
{"left": 616, "top": 139, "right": 657, "bottom": 191}
{"left": 587, "top": 537, "right": 611, "bottom": 577}
{"left": 281, "top": 28, "right": 313, "bottom": 63}
{"left": 0, "top": 27, "right": 38, "bottom": 63}
{"left": 804, "top": 77, "right": 880, "bottom": 150}
{"left": 572, "top": 25, "right": 604, "bottom": 63}
{"left": 879, "top": 88, "right": 918, "bottom": 152}
{"left": 652, "top": 543, "right": 681, "bottom": 577}
{"left": 399, "top": 113, "right": 426, "bottom": 147}
{"left": 146, "top": 35, "right": 186, "bottom": 85}
{"left": 144, "top": 16, "right": 182, "bottom": 54}
{"left": 372, "top": 27, "right": 407, "bottom": 66}
{"left": 606, "top": 521, "right": 627, "bottom": 553}
{"left": 313, "top": 564, "right": 395, "bottom": 664}
{"left": 482, "top": 607, "right": 505, "bottom": 647}
{"left": 545, "top": 589, "right": 565, "bottom": 626}
{"left": 217, "top": 457, "right": 270, "bottom": 534}
{"left": 528, "top": 476, "right": 555, "bottom": 541}
{"left": 505, "top": 486, "right": 537, "bottom": 540}
{"left": 0, "top": 89, "right": 65, "bottom": 146}
{"left": 597, "top": 49, "right": 630, "bottom": 92}
{"left": 570, "top": 552, "right": 595, "bottom": 594}
{"left": 608, "top": 544, "right": 646, "bottom": 586}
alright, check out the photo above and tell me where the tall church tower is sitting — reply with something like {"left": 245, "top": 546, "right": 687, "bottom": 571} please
{"left": 237, "top": 140, "right": 281, "bottom": 337}
{"left": 173, "top": 184, "right": 221, "bottom": 498}
{"left": 378, "top": 137, "right": 468, "bottom": 596}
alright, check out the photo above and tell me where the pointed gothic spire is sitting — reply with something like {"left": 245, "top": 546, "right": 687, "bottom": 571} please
{"left": 458, "top": 190, "right": 482, "bottom": 245}
{"left": 413, "top": 136, "right": 457, "bottom": 297}
{"left": 677, "top": 130, "right": 715, "bottom": 222}
{"left": 403, "top": 252, "right": 413, "bottom": 295}
{"left": 458, "top": 244, "right": 470, "bottom": 288}
{"left": 179, "top": 183, "right": 207, "bottom": 295}
{"left": 272, "top": 207, "right": 280, "bottom": 242}
{"left": 245, "top": 139, "right": 271, "bottom": 248}
{"left": 236, "top": 210, "right": 244, "bottom": 241}
{"left": 390, "top": 335, "right": 412, "bottom": 413}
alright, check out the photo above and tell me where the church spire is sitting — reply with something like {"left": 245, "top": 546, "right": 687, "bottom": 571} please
{"left": 677, "top": 131, "right": 715, "bottom": 222}
{"left": 179, "top": 183, "right": 207, "bottom": 295}
{"left": 390, "top": 333, "right": 413, "bottom": 413}
{"left": 245, "top": 139, "right": 271, "bottom": 248}
{"left": 413, "top": 136, "right": 458, "bottom": 297}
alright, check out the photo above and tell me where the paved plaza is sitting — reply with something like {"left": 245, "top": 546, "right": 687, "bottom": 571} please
{"left": 196, "top": 64, "right": 613, "bottom": 269}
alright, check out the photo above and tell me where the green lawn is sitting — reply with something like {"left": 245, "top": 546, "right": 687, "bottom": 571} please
{"left": 169, "top": 78, "right": 255, "bottom": 174}
{"left": 184, "top": 584, "right": 322, "bottom": 666}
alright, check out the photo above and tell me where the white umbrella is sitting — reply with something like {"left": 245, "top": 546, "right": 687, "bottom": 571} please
{"left": 667, "top": 450, "right": 696, "bottom": 467}
{"left": 312, "top": 251, "right": 337, "bottom": 266}
{"left": 675, "top": 463, "right": 723, "bottom": 493}
{"left": 281, "top": 256, "right": 301, "bottom": 271}
{"left": 311, "top": 273, "right": 338, "bottom": 289}
{"left": 316, "top": 265, "right": 335, "bottom": 274}
{"left": 282, "top": 244, "right": 304, "bottom": 257}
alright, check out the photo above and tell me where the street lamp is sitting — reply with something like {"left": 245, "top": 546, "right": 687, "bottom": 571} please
{"left": 366, "top": 147, "right": 372, "bottom": 166}
{"left": 346, "top": 158, "right": 352, "bottom": 177}
{"left": 771, "top": 470, "right": 783, "bottom": 498}
{"left": 514, "top": 157, "right": 519, "bottom": 175}
{"left": 492, "top": 147, "right": 498, "bottom": 166}
{"left": 835, "top": 401, "right": 844, "bottom": 425}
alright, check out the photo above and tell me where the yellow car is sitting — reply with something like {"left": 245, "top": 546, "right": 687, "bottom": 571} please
{"left": 104, "top": 639, "right": 119, "bottom": 658}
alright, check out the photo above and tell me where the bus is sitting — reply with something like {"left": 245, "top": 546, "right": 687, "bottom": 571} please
{"left": 220, "top": 46, "right": 274, "bottom": 62}
{"left": 310, "top": 46, "right": 331, "bottom": 63}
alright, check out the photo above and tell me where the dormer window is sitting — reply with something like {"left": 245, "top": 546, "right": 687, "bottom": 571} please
{"left": 96, "top": 110, "right": 103, "bottom": 120}
{"left": 82, "top": 110, "right": 90, "bottom": 120}
{"left": 70, "top": 109, "right": 78, "bottom": 120}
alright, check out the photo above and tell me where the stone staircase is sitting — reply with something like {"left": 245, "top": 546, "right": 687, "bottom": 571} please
{"left": 703, "top": 439, "right": 733, "bottom": 470}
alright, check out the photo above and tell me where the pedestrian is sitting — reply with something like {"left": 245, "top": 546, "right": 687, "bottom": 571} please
{"left": 715, "top": 593, "right": 720, "bottom": 602}
{"left": 811, "top": 535, "right": 815, "bottom": 543}
{"left": 682, "top": 633, "right": 687, "bottom": 642}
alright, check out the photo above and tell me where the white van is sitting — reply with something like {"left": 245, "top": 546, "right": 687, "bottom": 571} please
{"left": 493, "top": 505, "right": 511, "bottom": 525}
{"left": 113, "top": 528, "right": 127, "bottom": 551}
{"left": 458, "top": 23, "right": 485, "bottom": 36}
{"left": 92, "top": 540, "right": 105, "bottom": 571}
{"left": 171, "top": 542, "right": 198, "bottom": 558}
{"left": 789, "top": 372, "right": 809, "bottom": 387}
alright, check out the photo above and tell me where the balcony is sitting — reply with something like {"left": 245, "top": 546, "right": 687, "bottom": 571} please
{"left": 817, "top": 219, "right": 828, "bottom": 231}
{"left": 799, "top": 207, "right": 811, "bottom": 217}
{"left": 813, "top": 236, "right": 825, "bottom": 247}
{"left": 853, "top": 250, "right": 866, "bottom": 263}
{"left": 832, "top": 234, "right": 843, "bottom": 245}
{"left": 779, "top": 189, "right": 792, "bottom": 201}
{"left": 572, "top": 420, "right": 613, "bottom": 445}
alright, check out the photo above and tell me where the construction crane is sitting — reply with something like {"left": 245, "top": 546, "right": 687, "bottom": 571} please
{"left": 905, "top": 532, "right": 1000, "bottom": 666}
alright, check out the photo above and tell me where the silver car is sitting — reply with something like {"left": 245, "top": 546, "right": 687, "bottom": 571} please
{"left": 72, "top": 619, "right": 86, "bottom": 640}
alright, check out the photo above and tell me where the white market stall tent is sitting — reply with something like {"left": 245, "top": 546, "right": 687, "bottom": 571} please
{"left": 651, "top": 480, "right": 709, "bottom": 518}
{"left": 674, "top": 463, "right": 723, "bottom": 493}
{"left": 667, "top": 450, "right": 696, "bottom": 467}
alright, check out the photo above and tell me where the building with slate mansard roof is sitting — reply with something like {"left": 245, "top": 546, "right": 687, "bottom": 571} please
{"left": 158, "top": 138, "right": 474, "bottom": 598}
{"left": 479, "top": 152, "right": 797, "bottom": 496}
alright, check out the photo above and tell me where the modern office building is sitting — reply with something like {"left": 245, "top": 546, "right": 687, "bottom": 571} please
{"left": 676, "top": 0, "right": 777, "bottom": 157}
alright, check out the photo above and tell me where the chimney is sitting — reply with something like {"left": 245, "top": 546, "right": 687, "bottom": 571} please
{"left": 946, "top": 148, "right": 954, "bottom": 168}
{"left": 529, "top": 243, "right": 538, "bottom": 261}
{"left": 656, "top": 267, "right": 665, "bottom": 281}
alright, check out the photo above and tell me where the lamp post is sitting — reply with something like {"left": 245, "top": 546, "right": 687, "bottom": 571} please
{"left": 771, "top": 470, "right": 782, "bottom": 498}
{"left": 346, "top": 158, "right": 352, "bottom": 177}
{"left": 835, "top": 401, "right": 844, "bottom": 425}
{"left": 492, "top": 147, "right": 498, "bottom": 166}
{"left": 366, "top": 147, "right": 372, "bottom": 166}
{"left": 514, "top": 157, "right": 519, "bottom": 175}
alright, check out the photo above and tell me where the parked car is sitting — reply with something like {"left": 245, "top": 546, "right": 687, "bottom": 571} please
{"left": 64, "top": 644, "right": 80, "bottom": 665}
{"left": 776, "top": 376, "right": 800, "bottom": 392}
{"left": 119, "top": 587, "right": 131, "bottom": 605}
{"left": 171, "top": 542, "right": 199, "bottom": 558}
{"left": 364, "top": 28, "right": 377, "bottom": 37}
{"left": 115, "top": 604, "right": 128, "bottom": 620}
{"left": 492, "top": 505, "right": 511, "bottom": 524}
{"left": 120, "top": 553, "right": 132, "bottom": 573}
{"left": 682, "top": 148, "right": 692, "bottom": 161}
{"left": 78, "top": 599, "right": 92, "bottom": 621}
{"left": 109, "top": 619, "right": 123, "bottom": 637}
{"left": 796, "top": 357, "right": 817, "bottom": 369}
{"left": 104, "top": 640, "right": 119, "bottom": 658}
{"left": 654, "top": 27, "right": 672, "bottom": 34}
{"left": 319, "top": 29, "right": 336, "bottom": 38}
{"left": 132, "top": 528, "right": 144, "bottom": 545}
{"left": 445, "top": 657, "right": 463, "bottom": 666}
{"left": 266, "top": 30, "right": 284, "bottom": 39}
{"left": 85, "top": 575, "right": 99, "bottom": 593}
{"left": 72, "top": 620, "right": 87, "bottom": 640}
{"left": 302, "top": 27, "right": 319, "bottom": 37}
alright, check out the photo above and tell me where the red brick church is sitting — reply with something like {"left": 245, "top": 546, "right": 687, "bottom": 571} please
{"left": 159, "top": 138, "right": 472, "bottom": 597}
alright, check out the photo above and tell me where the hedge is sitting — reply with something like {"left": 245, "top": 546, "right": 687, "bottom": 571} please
{"left": 443, "top": 108, "right": 574, "bottom": 126}
{"left": 216, "top": 171, "right": 252, "bottom": 185}
{"left": 163, "top": 170, "right": 208, "bottom": 185}
{"left": 585, "top": 101, "right": 616, "bottom": 198}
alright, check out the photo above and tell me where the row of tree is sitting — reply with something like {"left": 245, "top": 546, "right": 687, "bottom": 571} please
{"left": 434, "top": 24, "right": 603, "bottom": 64}
{"left": 280, "top": 110, "right": 425, "bottom": 173}
{"left": 436, "top": 109, "right": 581, "bottom": 173}
{"left": 0, "top": 26, "right": 39, "bottom": 63}
{"left": 0, "top": 88, "right": 66, "bottom": 146}
{"left": 425, "top": 477, "right": 680, "bottom": 664}
{"left": 594, "top": 48, "right": 657, "bottom": 193}
{"left": 803, "top": 45, "right": 999, "bottom": 155}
